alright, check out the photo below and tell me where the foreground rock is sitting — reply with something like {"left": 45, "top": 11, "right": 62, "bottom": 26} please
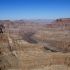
{"left": 0, "top": 33, "right": 70, "bottom": 70}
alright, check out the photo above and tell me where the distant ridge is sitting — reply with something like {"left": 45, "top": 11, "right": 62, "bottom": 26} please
{"left": 23, "top": 19, "right": 54, "bottom": 24}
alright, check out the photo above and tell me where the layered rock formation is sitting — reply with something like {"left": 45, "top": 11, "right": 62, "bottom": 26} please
{"left": 0, "top": 20, "right": 43, "bottom": 36}
{"left": 0, "top": 18, "right": 70, "bottom": 70}
{"left": 32, "top": 18, "right": 70, "bottom": 52}
{"left": 46, "top": 18, "right": 70, "bottom": 29}
{"left": 0, "top": 33, "right": 70, "bottom": 70}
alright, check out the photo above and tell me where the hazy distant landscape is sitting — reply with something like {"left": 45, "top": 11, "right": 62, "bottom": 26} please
{"left": 0, "top": 0, "right": 70, "bottom": 70}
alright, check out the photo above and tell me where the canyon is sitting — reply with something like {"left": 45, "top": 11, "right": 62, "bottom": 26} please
{"left": 0, "top": 18, "right": 70, "bottom": 70}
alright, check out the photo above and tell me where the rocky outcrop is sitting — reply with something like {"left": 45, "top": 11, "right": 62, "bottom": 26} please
{"left": 46, "top": 18, "right": 70, "bottom": 29}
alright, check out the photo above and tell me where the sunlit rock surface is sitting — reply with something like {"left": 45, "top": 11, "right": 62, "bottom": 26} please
{"left": 0, "top": 33, "right": 70, "bottom": 70}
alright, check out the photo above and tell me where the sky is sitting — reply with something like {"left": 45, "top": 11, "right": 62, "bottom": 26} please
{"left": 0, "top": 0, "right": 70, "bottom": 20}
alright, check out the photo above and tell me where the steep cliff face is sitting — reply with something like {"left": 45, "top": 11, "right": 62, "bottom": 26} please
{"left": 46, "top": 18, "right": 70, "bottom": 29}
{"left": 0, "top": 33, "right": 70, "bottom": 70}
